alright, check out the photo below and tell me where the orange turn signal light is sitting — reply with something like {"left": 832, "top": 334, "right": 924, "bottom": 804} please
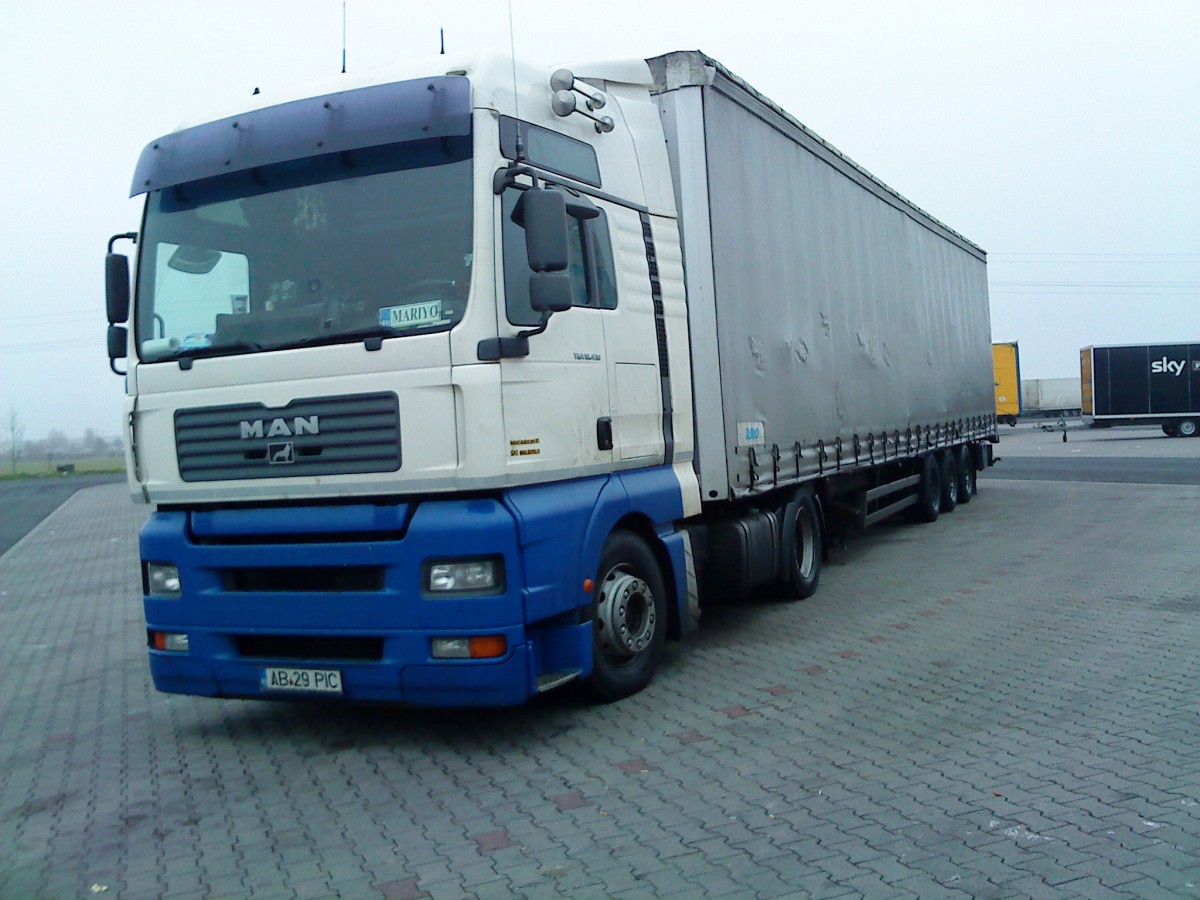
{"left": 469, "top": 635, "right": 507, "bottom": 659}
{"left": 149, "top": 630, "right": 189, "bottom": 652}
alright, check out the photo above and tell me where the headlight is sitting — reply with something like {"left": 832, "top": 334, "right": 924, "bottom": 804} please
{"left": 426, "top": 558, "right": 504, "bottom": 595}
{"left": 146, "top": 562, "right": 182, "bottom": 597}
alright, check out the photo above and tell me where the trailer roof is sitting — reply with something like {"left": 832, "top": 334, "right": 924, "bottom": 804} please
{"left": 648, "top": 51, "right": 986, "bottom": 260}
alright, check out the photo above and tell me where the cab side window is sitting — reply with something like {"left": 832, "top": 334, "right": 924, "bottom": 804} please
{"left": 502, "top": 188, "right": 617, "bottom": 326}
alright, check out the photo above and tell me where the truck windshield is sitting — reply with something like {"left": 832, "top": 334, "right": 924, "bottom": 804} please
{"left": 135, "top": 135, "right": 473, "bottom": 362}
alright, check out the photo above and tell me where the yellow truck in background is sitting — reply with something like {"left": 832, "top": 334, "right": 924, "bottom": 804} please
{"left": 993, "top": 341, "right": 1021, "bottom": 426}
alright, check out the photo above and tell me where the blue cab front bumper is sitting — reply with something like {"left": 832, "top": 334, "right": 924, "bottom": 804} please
{"left": 141, "top": 495, "right": 593, "bottom": 707}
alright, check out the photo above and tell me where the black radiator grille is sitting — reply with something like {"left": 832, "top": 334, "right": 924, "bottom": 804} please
{"left": 174, "top": 392, "right": 400, "bottom": 482}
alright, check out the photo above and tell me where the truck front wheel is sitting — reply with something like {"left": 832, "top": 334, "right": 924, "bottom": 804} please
{"left": 1179, "top": 419, "right": 1198, "bottom": 438}
{"left": 587, "top": 531, "right": 667, "bottom": 702}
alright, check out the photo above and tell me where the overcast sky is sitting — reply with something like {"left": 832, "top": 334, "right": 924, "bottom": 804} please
{"left": 2, "top": 1, "right": 1197, "bottom": 439}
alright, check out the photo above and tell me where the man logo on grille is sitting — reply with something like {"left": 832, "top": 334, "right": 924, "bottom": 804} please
{"left": 268, "top": 442, "right": 295, "bottom": 465}
{"left": 240, "top": 416, "right": 319, "bottom": 439}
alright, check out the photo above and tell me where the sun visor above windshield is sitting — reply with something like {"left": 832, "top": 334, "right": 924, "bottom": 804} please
{"left": 131, "top": 76, "right": 472, "bottom": 197}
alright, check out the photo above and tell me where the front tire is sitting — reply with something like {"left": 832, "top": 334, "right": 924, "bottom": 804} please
{"left": 1178, "top": 419, "right": 1198, "bottom": 438}
{"left": 587, "top": 531, "right": 667, "bottom": 702}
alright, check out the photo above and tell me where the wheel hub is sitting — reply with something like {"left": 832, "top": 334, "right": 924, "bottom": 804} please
{"left": 597, "top": 570, "right": 656, "bottom": 658}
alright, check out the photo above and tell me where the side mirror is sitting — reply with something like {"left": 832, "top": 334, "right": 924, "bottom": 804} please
{"left": 529, "top": 272, "right": 572, "bottom": 313}
{"left": 106, "top": 253, "right": 130, "bottom": 323}
{"left": 108, "top": 324, "right": 128, "bottom": 358}
{"left": 108, "top": 324, "right": 128, "bottom": 375}
{"left": 513, "top": 188, "right": 569, "bottom": 272}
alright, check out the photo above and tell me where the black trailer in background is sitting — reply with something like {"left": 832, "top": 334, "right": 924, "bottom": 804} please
{"left": 1082, "top": 343, "right": 1200, "bottom": 437}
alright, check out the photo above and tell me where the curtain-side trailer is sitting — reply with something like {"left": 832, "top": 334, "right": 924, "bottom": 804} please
{"left": 104, "top": 50, "right": 996, "bottom": 706}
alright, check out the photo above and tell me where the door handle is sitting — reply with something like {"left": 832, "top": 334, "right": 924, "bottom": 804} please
{"left": 596, "top": 417, "right": 613, "bottom": 451}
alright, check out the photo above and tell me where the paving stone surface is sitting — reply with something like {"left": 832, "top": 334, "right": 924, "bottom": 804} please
{"left": 2, "top": 476, "right": 1199, "bottom": 898}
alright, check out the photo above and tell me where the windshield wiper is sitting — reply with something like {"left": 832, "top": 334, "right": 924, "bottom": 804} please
{"left": 276, "top": 326, "right": 400, "bottom": 352}
{"left": 167, "top": 339, "right": 266, "bottom": 370}
{"left": 176, "top": 339, "right": 265, "bottom": 357}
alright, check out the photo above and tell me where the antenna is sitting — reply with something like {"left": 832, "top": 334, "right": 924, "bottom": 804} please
{"left": 440, "top": 28, "right": 445, "bottom": 55}
{"left": 507, "top": 0, "right": 524, "bottom": 160}
{"left": 341, "top": 1, "right": 347, "bottom": 74}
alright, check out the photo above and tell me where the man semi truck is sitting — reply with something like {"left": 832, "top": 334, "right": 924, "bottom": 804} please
{"left": 1082, "top": 343, "right": 1200, "bottom": 436}
{"left": 105, "top": 50, "right": 996, "bottom": 706}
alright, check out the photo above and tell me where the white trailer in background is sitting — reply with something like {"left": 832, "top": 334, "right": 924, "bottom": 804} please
{"left": 105, "top": 50, "right": 997, "bottom": 706}
{"left": 1021, "top": 377, "right": 1082, "bottom": 418}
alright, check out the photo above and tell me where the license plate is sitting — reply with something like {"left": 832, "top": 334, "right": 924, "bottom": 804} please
{"left": 262, "top": 667, "right": 343, "bottom": 694}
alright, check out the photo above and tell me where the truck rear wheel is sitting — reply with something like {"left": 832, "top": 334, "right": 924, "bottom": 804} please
{"left": 1163, "top": 423, "right": 1179, "bottom": 437}
{"left": 780, "top": 492, "right": 822, "bottom": 600}
{"left": 587, "top": 531, "right": 667, "bottom": 702}
{"left": 955, "top": 445, "right": 975, "bottom": 503}
{"left": 939, "top": 451, "right": 958, "bottom": 512}
{"left": 1179, "top": 419, "right": 1198, "bottom": 438}
{"left": 910, "top": 454, "right": 942, "bottom": 523}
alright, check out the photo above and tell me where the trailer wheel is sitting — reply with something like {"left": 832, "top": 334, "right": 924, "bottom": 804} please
{"left": 956, "top": 445, "right": 976, "bottom": 503}
{"left": 1179, "top": 419, "right": 1198, "bottom": 438}
{"left": 910, "top": 454, "right": 942, "bottom": 523}
{"left": 939, "top": 451, "right": 959, "bottom": 512}
{"left": 587, "top": 531, "right": 667, "bottom": 702}
{"left": 780, "top": 492, "right": 822, "bottom": 600}
{"left": 1163, "top": 423, "right": 1179, "bottom": 437}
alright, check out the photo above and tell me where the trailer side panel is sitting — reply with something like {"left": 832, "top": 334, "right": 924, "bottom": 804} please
{"left": 655, "top": 55, "right": 993, "bottom": 498}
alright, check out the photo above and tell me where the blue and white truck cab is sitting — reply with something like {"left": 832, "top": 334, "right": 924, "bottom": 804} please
{"left": 107, "top": 54, "right": 701, "bottom": 705}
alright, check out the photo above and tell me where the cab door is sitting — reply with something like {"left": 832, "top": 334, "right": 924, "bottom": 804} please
{"left": 497, "top": 187, "right": 613, "bottom": 480}
{"left": 595, "top": 203, "right": 664, "bottom": 463}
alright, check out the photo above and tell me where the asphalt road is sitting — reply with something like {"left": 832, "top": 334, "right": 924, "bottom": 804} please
{"left": 983, "top": 456, "right": 1200, "bottom": 485}
{"left": 0, "top": 474, "right": 123, "bottom": 555}
{"left": 984, "top": 423, "right": 1200, "bottom": 485}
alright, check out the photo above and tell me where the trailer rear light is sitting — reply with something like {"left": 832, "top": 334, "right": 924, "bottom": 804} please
{"left": 150, "top": 631, "right": 189, "bottom": 653}
{"left": 431, "top": 636, "right": 508, "bottom": 659}
{"left": 145, "top": 562, "right": 182, "bottom": 597}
